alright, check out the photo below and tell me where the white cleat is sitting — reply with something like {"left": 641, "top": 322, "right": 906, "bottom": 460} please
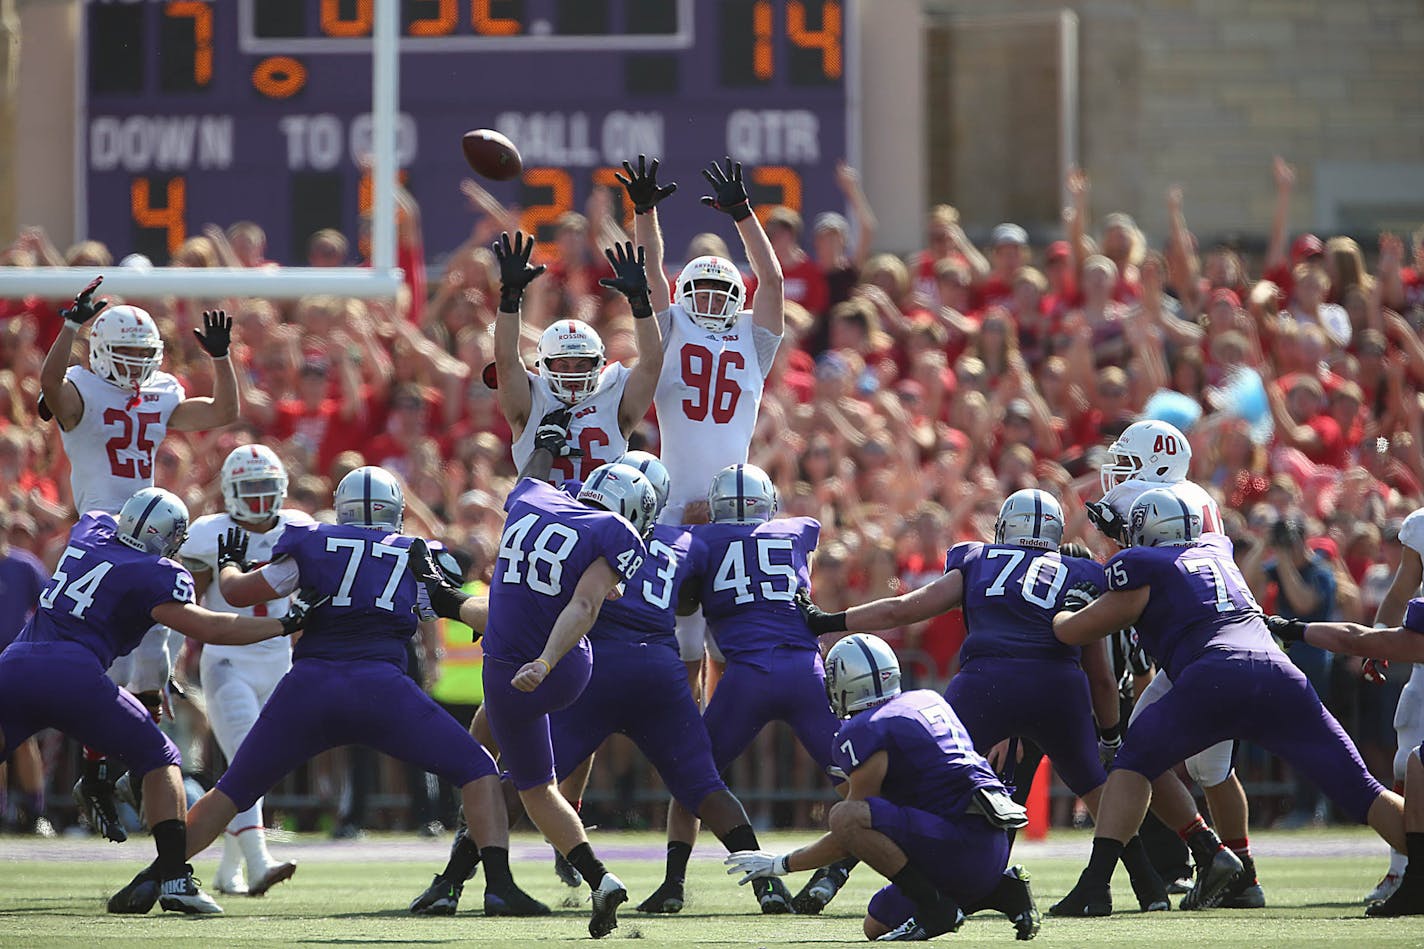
{"left": 1367, "top": 872, "right": 1403, "bottom": 905}
{"left": 589, "top": 872, "right": 628, "bottom": 939}
{"left": 159, "top": 868, "right": 225, "bottom": 915}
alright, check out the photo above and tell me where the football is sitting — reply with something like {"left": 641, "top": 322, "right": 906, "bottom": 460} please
{"left": 461, "top": 128, "right": 522, "bottom": 181}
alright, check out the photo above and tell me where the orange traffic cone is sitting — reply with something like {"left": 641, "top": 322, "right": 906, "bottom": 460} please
{"left": 1024, "top": 756, "right": 1052, "bottom": 841}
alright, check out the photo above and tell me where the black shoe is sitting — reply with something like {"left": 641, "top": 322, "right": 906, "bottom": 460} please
{"left": 107, "top": 865, "right": 160, "bottom": 915}
{"left": 1219, "top": 856, "right": 1266, "bottom": 909}
{"left": 1048, "top": 872, "right": 1112, "bottom": 917}
{"left": 792, "top": 864, "right": 851, "bottom": 915}
{"left": 1131, "top": 870, "right": 1171, "bottom": 912}
{"left": 636, "top": 879, "right": 685, "bottom": 914}
{"left": 484, "top": 884, "right": 552, "bottom": 917}
{"left": 158, "top": 866, "right": 223, "bottom": 915}
{"left": 410, "top": 874, "right": 463, "bottom": 916}
{"left": 74, "top": 770, "right": 127, "bottom": 843}
{"left": 1000, "top": 866, "right": 1041, "bottom": 940}
{"left": 554, "top": 847, "right": 583, "bottom": 888}
{"left": 753, "top": 876, "right": 793, "bottom": 914}
{"left": 1180, "top": 848, "right": 1243, "bottom": 911}
{"left": 589, "top": 872, "right": 628, "bottom": 939}
{"left": 876, "top": 903, "right": 966, "bottom": 940}
{"left": 1366, "top": 875, "right": 1424, "bottom": 917}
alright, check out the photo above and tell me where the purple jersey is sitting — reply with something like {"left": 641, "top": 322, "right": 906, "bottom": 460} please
{"left": 1106, "top": 533, "right": 1271, "bottom": 679}
{"left": 485, "top": 478, "right": 648, "bottom": 663}
{"left": 270, "top": 520, "right": 424, "bottom": 667}
{"left": 692, "top": 516, "right": 820, "bottom": 668}
{"left": 947, "top": 543, "right": 1106, "bottom": 664}
{"left": 17, "top": 512, "right": 192, "bottom": 668}
{"left": 591, "top": 524, "right": 703, "bottom": 650}
{"left": 832, "top": 689, "right": 1005, "bottom": 819}
{"left": 0, "top": 547, "right": 49, "bottom": 648}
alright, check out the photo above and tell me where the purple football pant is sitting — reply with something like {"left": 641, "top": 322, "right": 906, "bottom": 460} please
{"left": 703, "top": 647, "right": 841, "bottom": 776}
{"left": 0, "top": 641, "right": 179, "bottom": 777}
{"left": 484, "top": 640, "right": 593, "bottom": 791}
{"left": 1114, "top": 649, "right": 1385, "bottom": 823}
{"left": 945, "top": 657, "right": 1107, "bottom": 796}
{"left": 551, "top": 640, "right": 726, "bottom": 812}
{"left": 216, "top": 658, "right": 496, "bottom": 811}
{"left": 864, "top": 795, "right": 1011, "bottom": 927}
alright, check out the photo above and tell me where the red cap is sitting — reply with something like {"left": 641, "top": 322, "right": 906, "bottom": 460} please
{"left": 1209, "top": 288, "right": 1242, "bottom": 309}
{"left": 1307, "top": 536, "right": 1338, "bottom": 560}
{"left": 941, "top": 427, "right": 971, "bottom": 454}
{"left": 1291, "top": 234, "right": 1325, "bottom": 263}
{"left": 1045, "top": 241, "right": 1071, "bottom": 263}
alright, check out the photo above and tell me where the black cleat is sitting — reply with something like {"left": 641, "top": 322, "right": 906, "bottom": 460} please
{"left": 1048, "top": 872, "right": 1112, "bottom": 917}
{"left": 753, "top": 876, "right": 793, "bottom": 914}
{"left": 1001, "top": 865, "right": 1041, "bottom": 940}
{"left": 876, "top": 904, "right": 966, "bottom": 941}
{"left": 554, "top": 848, "right": 583, "bottom": 888}
{"left": 1219, "top": 856, "right": 1265, "bottom": 909}
{"left": 1366, "top": 875, "right": 1424, "bottom": 917}
{"left": 589, "top": 873, "right": 628, "bottom": 939}
{"left": 107, "top": 865, "right": 160, "bottom": 915}
{"left": 1179, "top": 848, "right": 1243, "bottom": 911}
{"left": 484, "top": 884, "right": 552, "bottom": 917}
{"left": 792, "top": 864, "right": 850, "bottom": 915}
{"left": 74, "top": 770, "right": 127, "bottom": 843}
{"left": 409, "top": 874, "right": 463, "bottom": 916}
{"left": 636, "top": 879, "right": 685, "bottom": 914}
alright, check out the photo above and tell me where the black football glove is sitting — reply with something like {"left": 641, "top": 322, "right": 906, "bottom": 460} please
{"left": 493, "top": 231, "right": 547, "bottom": 312}
{"left": 700, "top": 157, "right": 753, "bottom": 222}
{"left": 533, "top": 406, "right": 582, "bottom": 458}
{"left": 193, "top": 309, "right": 232, "bottom": 358}
{"left": 281, "top": 588, "right": 330, "bottom": 635}
{"left": 795, "top": 587, "right": 848, "bottom": 635}
{"left": 598, "top": 241, "right": 654, "bottom": 319}
{"left": 615, "top": 154, "right": 678, "bottom": 215}
{"left": 1062, "top": 581, "right": 1100, "bottom": 613}
{"left": 1059, "top": 542, "right": 1095, "bottom": 561}
{"left": 1085, "top": 500, "right": 1127, "bottom": 545}
{"left": 216, "top": 525, "right": 250, "bottom": 572}
{"left": 1266, "top": 614, "right": 1306, "bottom": 645}
{"left": 408, "top": 537, "right": 473, "bottom": 625}
{"left": 61, "top": 276, "right": 109, "bottom": 328}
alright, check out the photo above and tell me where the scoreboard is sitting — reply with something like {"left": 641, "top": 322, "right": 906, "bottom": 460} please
{"left": 80, "top": 0, "right": 856, "bottom": 265}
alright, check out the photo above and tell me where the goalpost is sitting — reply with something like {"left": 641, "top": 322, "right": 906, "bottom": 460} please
{"left": 0, "top": 0, "right": 404, "bottom": 301}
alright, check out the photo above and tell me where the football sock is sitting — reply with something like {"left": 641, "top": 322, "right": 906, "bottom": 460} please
{"left": 1390, "top": 848, "right": 1409, "bottom": 875}
{"left": 21, "top": 790, "right": 45, "bottom": 819}
{"left": 714, "top": 824, "right": 759, "bottom": 856}
{"left": 663, "top": 841, "right": 694, "bottom": 884}
{"left": 445, "top": 834, "right": 482, "bottom": 882}
{"left": 890, "top": 864, "right": 948, "bottom": 913}
{"left": 480, "top": 846, "right": 514, "bottom": 889}
{"left": 1086, "top": 837, "right": 1125, "bottom": 886}
{"left": 829, "top": 856, "right": 860, "bottom": 876}
{"left": 1182, "top": 824, "right": 1224, "bottom": 871}
{"left": 152, "top": 819, "right": 187, "bottom": 877}
{"left": 1405, "top": 833, "right": 1424, "bottom": 876}
{"left": 566, "top": 842, "right": 608, "bottom": 889}
{"left": 1224, "top": 836, "right": 1251, "bottom": 860}
{"left": 1119, "top": 836, "right": 1160, "bottom": 888}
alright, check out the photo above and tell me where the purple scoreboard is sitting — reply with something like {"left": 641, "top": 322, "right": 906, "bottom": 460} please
{"left": 80, "top": 0, "right": 856, "bottom": 266}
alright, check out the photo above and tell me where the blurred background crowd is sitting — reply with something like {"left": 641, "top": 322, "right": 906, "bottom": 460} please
{"left": 2, "top": 154, "right": 1422, "bottom": 839}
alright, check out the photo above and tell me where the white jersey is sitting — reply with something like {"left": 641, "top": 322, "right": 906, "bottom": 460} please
{"left": 179, "top": 509, "right": 314, "bottom": 663}
{"left": 1102, "top": 477, "right": 1222, "bottom": 534}
{"left": 654, "top": 305, "right": 782, "bottom": 511}
{"left": 510, "top": 362, "right": 632, "bottom": 485}
{"left": 1396, "top": 509, "right": 1424, "bottom": 688}
{"left": 60, "top": 365, "right": 184, "bottom": 516}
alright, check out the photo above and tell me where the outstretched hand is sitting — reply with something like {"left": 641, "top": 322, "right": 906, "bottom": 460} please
{"left": 533, "top": 406, "right": 582, "bottom": 459}
{"left": 616, "top": 154, "right": 678, "bottom": 215}
{"left": 216, "top": 525, "right": 250, "bottom": 571}
{"left": 62, "top": 276, "right": 109, "bottom": 327}
{"left": 598, "top": 241, "right": 653, "bottom": 318}
{"left": 408, "top": 537, "right": 474, "bottom": 624}
{"left": 795, "top": 587, "right": 848, "bottom": 635}
{"left": 493, "top": 231, "right": 547, "bottom": 311}
{"left": 700, "top": 157, "right": 752, "bottom": 221}
{"left": 193, "top": 310, "right": 233, "bottom": 358}
{"left": 281, "top": 588, "right": 331, "bottom": 635}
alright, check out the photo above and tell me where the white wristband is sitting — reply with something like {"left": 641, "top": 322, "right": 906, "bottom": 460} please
{"left": 1374, "top": 622, "right": 1390, "bottom": 630}
{"left": 775, "top": 854, "right": 790, "bottom": 875}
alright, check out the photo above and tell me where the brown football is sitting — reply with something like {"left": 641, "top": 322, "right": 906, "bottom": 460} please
{"left": 461, "top": 129, "right": 522, "bottom": 181}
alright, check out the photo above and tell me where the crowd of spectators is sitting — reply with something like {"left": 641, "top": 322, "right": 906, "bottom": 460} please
{"left": 2, "top": 154, "right": 1423, "bottom": 833}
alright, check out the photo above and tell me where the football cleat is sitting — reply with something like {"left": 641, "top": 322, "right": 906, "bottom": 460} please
{"left": 554, "top": 847, "right": 583, "bottom": 888}
{"left": 876, "top": 906, "right": 966, "bottom": 941}
{"left": 409, "top": 874, "right": 463, "bottom": 916}
{"left": 213, "top": 865, "right": 248, "bottom": 896}
{"left": 74, "top": 770, "right": 127, "bottom": 843}
{"left": 107, "top": 865, "right": 161, "bottom": 915}
{"left": 1179, "top": 848, "right": 1243, "bottom": 911}
{"left": 1365, "top": 875, "right": 1424, "bottom": 917}
{"left": 792, "top": 864, "right": 850, "bottom": 915}
{"left": 635, "top": 879, "right": 685, "bottom": 914}
{"left": 753, "top": 876, "right": 793, "bottom": 914}
{"left": 1366, "top": 871, "right": 1402, "bottom": 905}
{"left": 1048, "top": 873, "right": 1112, "bottom": 917}
{"left": 589, "top": 872, "right": 628, "bottom": 939}
{"left": 484, "top": 884, "right": 552, "bottom": 917}
{"left": 1219, "top": 856, "right": 1265, "bottom": 909}
{"left": 1166, "top": 875, "right": 1193, "bottom": 895}
{"left": 158, "top": 866, "right": 224, "bottom": 915}
{"left": 247, "top": 860, "right": 298, "bottom": 897}
{"left": 1130, "top": 870, "right": 1171, "bottom": 912}
{"left": 1000, "top": 865, "right": 1041, "bottom": 941}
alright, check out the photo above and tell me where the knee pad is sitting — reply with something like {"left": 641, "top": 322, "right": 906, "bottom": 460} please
{"left": 1184, "top": 741, "right": 1234, "bottom": 787}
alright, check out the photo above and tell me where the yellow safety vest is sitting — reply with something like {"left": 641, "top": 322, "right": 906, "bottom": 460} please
{"left": 429, "top": 580, "right": 485, "bottom": 706}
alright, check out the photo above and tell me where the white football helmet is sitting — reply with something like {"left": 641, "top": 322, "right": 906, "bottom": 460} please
{"left": 578, "top": 462, "right": 657, "bottom": 537}
{"left": 994, "top": 489, "right": 1065, "bottom": 551}
{"left": 89, "top": 305, "right": 164, "bottom": 391}
{"left": 825, "top": 633, "right": 902, "bottom": 718}
{"left": 1128, "top": 487, "right": 1201, "bottom": 548}
{"left": 334, "top": 466, "right": 405, "bottom": 531}
{"left": 618, "top": 450, "right": 671, "bottom": 518}
{"left": 537, "top": 320, "right": 606, "bottom": 404}
{"left": 675, "top": 255, "right": 746, "bottom": 333}
{"left": 221, "top": 445, "right": 288, "bottom": 525}
{"left": 1100, "top": 419, "right": 1192, "bottom": 493}
{"left": 708, "top": 464, "right": 778, "bottom": 524}
{"left": 115, "top": 487, "right": 189, "bottom": 559}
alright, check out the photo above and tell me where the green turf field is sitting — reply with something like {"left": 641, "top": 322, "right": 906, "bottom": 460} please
{"left": 2, "top": 830, "right": 1422, "bottom": 946}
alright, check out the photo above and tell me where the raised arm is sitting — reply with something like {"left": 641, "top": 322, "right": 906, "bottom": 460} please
{"left": 597, "top": 241, "right": 664, "bottom": 433}
{"left": 40, "top": 278, "right": 109, "bottom": 430}
{"left": 700, "top": 158, "right": 785, "bottom": 334}
{"left": 170, "top": 311, "right": 239, "bottom": 431}
{"left": 836, "top": 160, "right": 878, "bottom": 269}
{"left": 1375, "top": 546, "right": 1423, "bottom": 627}
{"left": 618, "top": 155, "right": 677, "bottom": 313}
{"left": 1263, "top": 156, "right": 1295, "bottom": 273}
{"left": 491, "top": 231, "right": 545, "bottom": 435}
